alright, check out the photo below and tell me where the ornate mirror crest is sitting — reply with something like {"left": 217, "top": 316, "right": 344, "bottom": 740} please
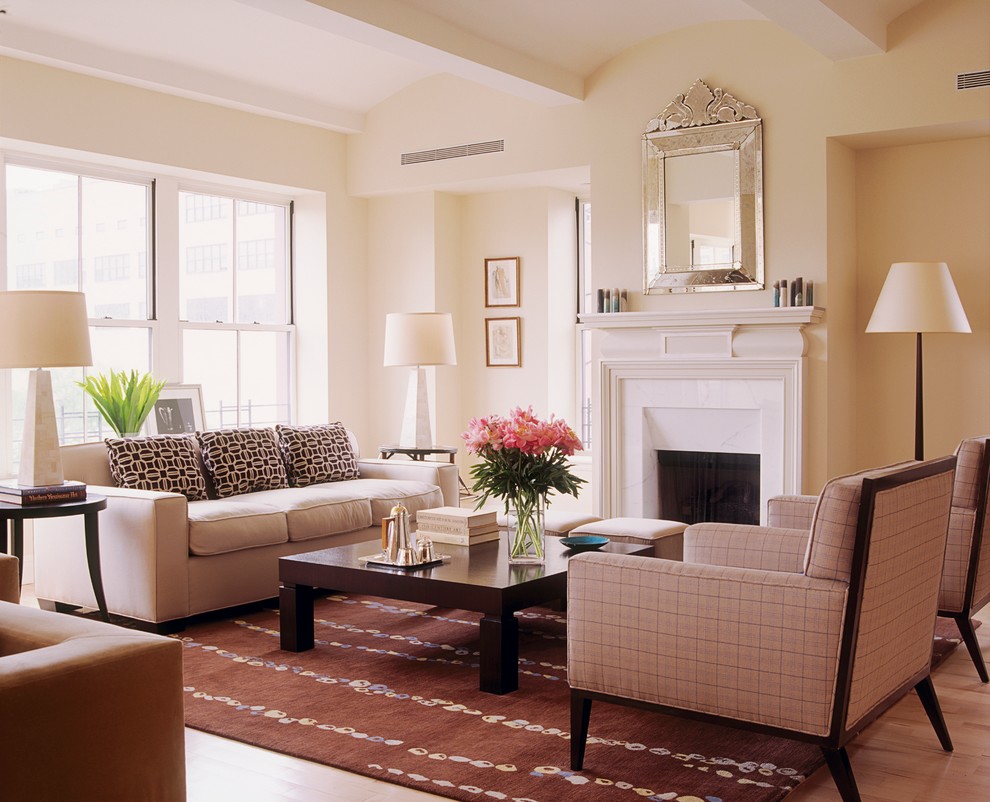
{"left": 643, "top": 79, "right": 764, "bottom": 294}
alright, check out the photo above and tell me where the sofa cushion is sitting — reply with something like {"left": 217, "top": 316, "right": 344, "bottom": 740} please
{"left": 105, "top": 435, "right": 208, "bottom": 501}
{"left": 243, "top": 484, "right": 373, "bottom": 542}
{"left": 341, "top": 478, "right": 446, "bottom": 522}
{"left": 187, "top": 498, "right": 288, "bottom": 556}
{"left": 197, "top": 428, "right": 288, "bottom": 498}
{"left": 276, "top": 422, "right": 359, "bottom": 487}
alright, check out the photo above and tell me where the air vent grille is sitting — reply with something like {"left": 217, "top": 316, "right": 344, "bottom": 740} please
{"left": 401, "top": 139, "right": 504, "bottom": 165}
{"left": 957, "top": 70, "right": 990, "bottom": 90}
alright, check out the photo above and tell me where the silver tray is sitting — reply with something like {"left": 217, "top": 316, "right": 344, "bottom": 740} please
{"left": 359, "top": 553, "right": 450, "bottom": 571}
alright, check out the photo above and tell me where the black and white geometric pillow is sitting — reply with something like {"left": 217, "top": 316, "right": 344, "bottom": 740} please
{"left": 196, "top": 428, "right": 288, "bottom": 498}
{"left": 105, "top": 435, "right": 208, "bottom": 501}
{"left": 276, "top": 422, "right": 359, "bottom": 487}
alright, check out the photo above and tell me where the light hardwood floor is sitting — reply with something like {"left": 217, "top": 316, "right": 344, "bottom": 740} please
{"left": 21, "top": 587, "right": 990, "bottom": 801}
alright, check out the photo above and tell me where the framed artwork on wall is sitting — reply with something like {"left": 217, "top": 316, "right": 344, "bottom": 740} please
{"left": 485, "top": 317, "right": 521, "bottom": 367}
{"left": 150, "top": 384, "right": 206, "bottom": 434}
{"left": 484, "top": 257, "right": 520, "bottom": 307}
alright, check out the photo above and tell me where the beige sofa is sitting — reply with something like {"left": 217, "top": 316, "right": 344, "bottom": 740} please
{"left": 0, "top": 553, "right": 186, "bottom": 801}
{"left": 33, "top": 438, "right": 458, "bottom": 632}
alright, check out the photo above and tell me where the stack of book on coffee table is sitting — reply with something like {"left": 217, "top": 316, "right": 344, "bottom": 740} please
{"left": 415, "top": 506, "right": 499, "bottom": 546}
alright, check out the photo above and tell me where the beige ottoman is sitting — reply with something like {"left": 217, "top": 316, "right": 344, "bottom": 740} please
{"left": 497, "top": 510, "right": 603, "bottom": 538}
{"left": 570, "top": 517, "right": 686, "bottom": 560}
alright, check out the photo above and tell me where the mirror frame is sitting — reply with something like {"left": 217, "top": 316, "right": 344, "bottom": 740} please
{"left": 643, "top": 79, "right": 764, "bottom": 294}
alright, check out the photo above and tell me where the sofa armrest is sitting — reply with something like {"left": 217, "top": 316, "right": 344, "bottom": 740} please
{"left": 33, "top": 485, "right": 191, "bottom": 625}
{"left": 684, "top": 523, "right": 810, "bottom": 573}
{"left": 0, "top": 554, "right": 18, "bottom": 604}
{"left": 356, "top": 458, "right": 459, "bottom": 507}
{"left": 566, "top": 552, "right": 847, "bottom": 737}
{"left": 767, "top": 494, "right": 818, "bottom": 529}
{"left": 0, "top": 602, "right": 186, "bottom": 801}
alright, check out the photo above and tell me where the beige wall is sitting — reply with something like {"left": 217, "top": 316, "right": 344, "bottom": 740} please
{"left": 2, "top": 0, "right": 988, "bottom": 491}
{"left": 855, "top": 136, "right": 990, "bottom": 466}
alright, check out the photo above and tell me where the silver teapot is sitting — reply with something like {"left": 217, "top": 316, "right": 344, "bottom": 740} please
{"left": 381, "top": 502, "right": 417, "bottom": 565}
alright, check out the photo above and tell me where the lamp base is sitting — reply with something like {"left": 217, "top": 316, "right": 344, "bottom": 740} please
{"left": 18, "top": 368, "right": 65, "bottom": 487}
{"left": 398, "top": 366, "right": 434, "bottom": 449}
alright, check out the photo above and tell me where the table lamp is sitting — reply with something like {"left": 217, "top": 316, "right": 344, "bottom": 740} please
{"left": 0, "top": 291, "right": 93, "bottom": 487}
{"left": 866, "top": 261, "right": 970, "bottom": 460}
{"left": 383, "top": 312, "right": 456, "bottom": 449}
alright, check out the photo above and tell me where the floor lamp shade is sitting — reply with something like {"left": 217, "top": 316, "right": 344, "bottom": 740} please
{"left": 866, "top": 262, "right": 971, "bottom": 460}
{"left": 0, "top": 291, "right": 93, "bottom": 487}
{"left": 383, "top": 313, "right": 457, "bottom": 449}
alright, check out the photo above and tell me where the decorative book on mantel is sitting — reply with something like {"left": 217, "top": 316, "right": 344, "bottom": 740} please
{"left": 416, "top": 506, "right": 499, "bottom": 546}
{"left": 0, "top": 479, "right": 87, "bottom": 506}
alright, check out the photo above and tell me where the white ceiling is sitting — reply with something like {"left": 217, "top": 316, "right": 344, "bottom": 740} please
{"left": 0, "top": 0, "right": 927, "bottom": 133}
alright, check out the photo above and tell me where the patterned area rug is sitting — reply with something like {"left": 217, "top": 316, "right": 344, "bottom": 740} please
{"left": 175, "top": 596, "right": 966, "bottom": 802}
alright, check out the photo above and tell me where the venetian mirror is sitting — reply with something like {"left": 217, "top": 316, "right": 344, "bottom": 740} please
{"left": 643, "top": 79, "right": 764, "bottom": 294}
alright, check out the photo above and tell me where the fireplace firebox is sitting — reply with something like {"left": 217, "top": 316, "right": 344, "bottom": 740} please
{"left": 657, "top": 450, "right": 760, "bottom": 525}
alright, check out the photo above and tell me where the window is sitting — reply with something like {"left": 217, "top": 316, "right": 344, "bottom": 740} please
{"left": 3, "top": 160, "right": 295, "bottom": 475}
{"left": 179, "top": 190, "right": 292, "bottom": 428}
{"left": 577, "top": 199, "right": 593, "bottom": 449}
{"left": 4, "top": 163, "right": 153, "bottom": 459}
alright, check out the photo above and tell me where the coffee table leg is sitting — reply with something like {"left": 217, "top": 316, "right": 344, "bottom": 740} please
{"left": 479, "top": 612, "right": 519, "bottom": 694}
{"left": 280, "top": 581, "right": 315, "bottom": 651}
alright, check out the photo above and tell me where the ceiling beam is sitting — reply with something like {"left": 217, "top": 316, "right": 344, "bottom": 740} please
{"left": 236, "top": 0, "right": 584, "bottom": 105}
{"left": 743, "top": 0, "right": 888, "bottom": 60}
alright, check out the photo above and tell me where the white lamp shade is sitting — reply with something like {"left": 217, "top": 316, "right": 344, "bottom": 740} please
{"left": 0, "top": 290, "right": 93, "bottom": 368}
{"left": 383, "top": 312, "right": 457, "bottom": 367}
{"left": 866, "top": 262, "right": 971, "bottom": 334}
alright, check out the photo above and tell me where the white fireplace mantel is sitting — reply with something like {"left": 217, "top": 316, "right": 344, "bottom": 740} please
{"left": 582, "top": 307, "right": 824, "bottom": 522}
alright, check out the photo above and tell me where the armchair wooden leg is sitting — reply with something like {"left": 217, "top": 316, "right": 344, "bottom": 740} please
{"left": 954, "top": 614, "right": 989, "bottom": 683}
{"left": 821, "top": 747, "right": 861, "bottom": 802}
{"left": 915, "top": 675, "right": 953, "bottom": 751}
{"left": 570, "top": 690, "right": 592, "bottom": 770}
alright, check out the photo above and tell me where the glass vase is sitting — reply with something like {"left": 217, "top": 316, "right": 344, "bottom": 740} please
{"left": 506, "top": 496, "right": 545, "bottom": 564}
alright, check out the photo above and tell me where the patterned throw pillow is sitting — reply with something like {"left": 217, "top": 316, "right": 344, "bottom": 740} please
{"left": 106, "top": 435, "right": 208, "bottom": 501}
{"left": 276, "top": 422, "right": 359, "bottom": 487}
{"left": 196, "top": 428, "right": 288, "bottom": 498}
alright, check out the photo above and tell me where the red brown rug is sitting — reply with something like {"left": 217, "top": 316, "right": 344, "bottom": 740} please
{"left": 175, "top": 595, "right": 965, "bottom": 802}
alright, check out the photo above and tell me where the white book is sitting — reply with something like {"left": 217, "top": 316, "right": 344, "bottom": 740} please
{"left": 417, "top": 506, "right": 497, "bottom": 527}
{"left": 417, "top": 528, "right": 501, "bottom": 546}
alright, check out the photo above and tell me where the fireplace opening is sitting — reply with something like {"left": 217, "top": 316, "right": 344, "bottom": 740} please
{"left": 657, "top": 450, "right": 760, "bottom": 525}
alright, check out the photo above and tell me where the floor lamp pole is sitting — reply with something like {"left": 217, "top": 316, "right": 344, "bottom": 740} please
{"left": 915, "top": 332, "right": 924, "bottom": 461}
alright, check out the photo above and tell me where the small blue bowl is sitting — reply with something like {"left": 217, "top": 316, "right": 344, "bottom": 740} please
{"left": 560, "top": 535, "right": 609, "bottom": 552}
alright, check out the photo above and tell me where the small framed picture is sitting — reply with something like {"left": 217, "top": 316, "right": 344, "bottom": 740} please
{"left": 150, "top": 384, "right": 206, "bottom": 435}
{"left": 484, "top": 257, "right": 520, "bottom": 307}
{"left": 485, "top": 317, "right": 521, "bottom": 367}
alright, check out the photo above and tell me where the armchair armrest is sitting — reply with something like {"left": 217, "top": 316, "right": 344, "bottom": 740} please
{"left": 685, "top": 523, "right": 810, "bottom": 573}
{"left": 33, "top": 485, "right": 191, "bottom": 624}
{"left": 767, "top": 494, "right": 818, "bottom": 529}
{"left": 356, "top": 458, "right": 459, "bottom": 507}
{"left": 0, "top": 602, "right": 185, "bottom": 800}
{"left": 566, "top": 552, "right": 847, "bottom": 737}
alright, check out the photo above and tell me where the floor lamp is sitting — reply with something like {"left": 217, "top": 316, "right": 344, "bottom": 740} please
{"left": 383, "top": 312, "right": 457, "bottom": 449}
{"left": 0, "top": 291, "right": 93, "bottom": 487}
{"left": 866, "top": 262, "right": 970, "bottom": 460}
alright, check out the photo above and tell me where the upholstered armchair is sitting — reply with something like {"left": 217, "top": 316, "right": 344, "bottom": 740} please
{"left": 568, "top": 458, "right": 956, "bottom": 802}
{"left": 0, "top": 552, "right": 187, "bottom": 801}
{"left": 766, "top": 437, "right": 990, "bottom": 682}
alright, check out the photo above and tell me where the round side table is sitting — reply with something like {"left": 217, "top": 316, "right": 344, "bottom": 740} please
{"left": 0, "top": 495, "right": 109, "bottom": 622}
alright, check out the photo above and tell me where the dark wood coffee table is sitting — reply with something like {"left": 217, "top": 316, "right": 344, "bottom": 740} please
{"left": 279, "top": 534, "right": 652, "bottom": 694}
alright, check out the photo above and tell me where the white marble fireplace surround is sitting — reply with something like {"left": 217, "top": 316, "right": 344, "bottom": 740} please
{"left": 580, "top": 307, "right": 823, "bottom": 524}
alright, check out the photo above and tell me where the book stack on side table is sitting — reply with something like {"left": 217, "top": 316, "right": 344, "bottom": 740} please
{"left": 0, "top": 479, "right": 87, "bottom": 506}
{"left": 416, "top": 506, "right": 499, "bottom": 546}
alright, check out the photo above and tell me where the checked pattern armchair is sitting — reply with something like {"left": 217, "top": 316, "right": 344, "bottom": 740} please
{"left": 567, "top": 458, "right": 957, "bottom": 802}
{"left": 768, "top": 436, "right": 990, "bottom": 682}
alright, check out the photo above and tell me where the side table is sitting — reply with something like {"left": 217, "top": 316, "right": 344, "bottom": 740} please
{"left": 0, "top": 495, "right": 109, "bottom": 622}
{"left": 378, "top": 444, "right": 472, "bottom": 496}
